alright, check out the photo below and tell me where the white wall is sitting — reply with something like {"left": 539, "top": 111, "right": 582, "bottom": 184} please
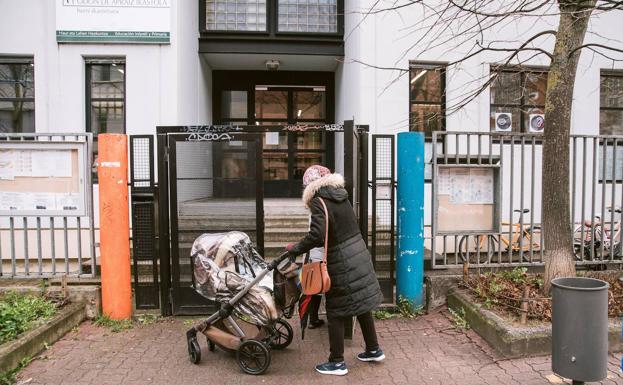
{"left": 337, "top": 1, "right": 623, "bottom": 229}
{"left": 340, "top": 1, "right": 622, "bottom": 136}
{"left": 0, "top": 0, "right": 212, "bottom": 227}
{"left": 2, "top": 0, "right": 622, "bottom": 226}
{"left": 0, "top": 0, "right": 212, "bottom": 134}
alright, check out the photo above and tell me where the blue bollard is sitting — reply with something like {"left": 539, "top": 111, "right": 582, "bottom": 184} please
{"left": 396, "top": 132, "right": 425, "bottom": 307}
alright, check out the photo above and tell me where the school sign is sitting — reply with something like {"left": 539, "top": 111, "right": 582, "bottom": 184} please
{"left": 55, "top": 0, "right": 171, "bottom": 44}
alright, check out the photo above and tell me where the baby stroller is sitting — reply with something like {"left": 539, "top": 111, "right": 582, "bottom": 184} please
{"left": 185, "top": 231, "right": 298, "bottom": 375}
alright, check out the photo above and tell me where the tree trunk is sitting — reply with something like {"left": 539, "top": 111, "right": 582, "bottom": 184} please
{"left": 542, "top": 1, "right": 595, "bottom": 294}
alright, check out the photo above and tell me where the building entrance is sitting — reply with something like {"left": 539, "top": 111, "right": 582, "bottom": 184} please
{"left": 255, "top": 85, "right": 331, "bottom": 197}
{"left": 214, "top": 71, "right": 335, "bottom": 198}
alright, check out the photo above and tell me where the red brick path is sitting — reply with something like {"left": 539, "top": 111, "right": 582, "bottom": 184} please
{"left": 17, "top": 310, "right": 623, "bottom": 385}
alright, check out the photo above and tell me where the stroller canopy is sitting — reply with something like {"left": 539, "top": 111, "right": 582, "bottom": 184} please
{"left": 191, "top": 232, "right": 278, "bottom": 326}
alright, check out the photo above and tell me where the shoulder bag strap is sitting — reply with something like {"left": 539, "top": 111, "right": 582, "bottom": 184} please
{"left": 317, "top": 197, "right": 330, "bottom": 264}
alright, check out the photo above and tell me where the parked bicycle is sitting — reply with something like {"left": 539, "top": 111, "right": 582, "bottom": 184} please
{"left": 572, "top": 206, "right": 622, "bottom": 261}
{"left": 458, "top": 209, "right": 542, "bottom": 264}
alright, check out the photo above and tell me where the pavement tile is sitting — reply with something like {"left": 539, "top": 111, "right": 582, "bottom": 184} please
{"left": 13, "top": 310, "right": 623, "bottom": 385}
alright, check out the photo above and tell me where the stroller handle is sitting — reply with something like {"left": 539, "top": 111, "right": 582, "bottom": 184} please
{"left": 269, "top": 251, "right": 291, "bottom": 270}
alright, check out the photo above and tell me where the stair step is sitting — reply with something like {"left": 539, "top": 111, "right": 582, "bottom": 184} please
{"left": 264, "top": 228, "right": 307, "bottom": 242}
{"left": 265, "top": 219, "right": 310, "bottom": 227}
{"left": 177, "top": 218, "right": 257, "bottom": 230}
{"left": 176, "top": 231, "right": 257, "bottom": 243}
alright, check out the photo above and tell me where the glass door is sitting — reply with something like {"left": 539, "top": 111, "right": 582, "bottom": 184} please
{"left": 254, "top": 86, "right": 329, "bottom": 197}
{"left": 217, "top": 84, "right": 331, "bottom": 197}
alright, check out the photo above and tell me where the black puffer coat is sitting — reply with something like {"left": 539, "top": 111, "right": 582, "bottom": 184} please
{"left": 290, "top": 174, "right": 383, "bottom": 318}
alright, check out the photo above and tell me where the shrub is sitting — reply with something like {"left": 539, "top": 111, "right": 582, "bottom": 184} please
{"left": 0, "top": 292, "right": 56, "bottom": 345}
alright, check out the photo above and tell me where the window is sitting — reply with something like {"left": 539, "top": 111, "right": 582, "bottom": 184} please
{"left": 600, "top": 70, "right": 623, "bottom": 135}
{"left": 409, "top": 63, "right": 446, "bottom": 135}
{"left": 278, "top": 0, "right": 338, "bottom": 33}
{"left": 221, "top": 90, "right": 248, "bottom": 124}
{"left": 86, "top": 59, "right": 125, "bottom": 180}
{"left": 490, "top": 66, "right": 547, "bottom": 133}
{"left": 204, "top": 0, "right": 340, "bottom": 34}
{"left": 206, "top": 0, "right": 268, "bottom": 31}
{"left": 0, "top": 57, "right": 35, "bottom": 133}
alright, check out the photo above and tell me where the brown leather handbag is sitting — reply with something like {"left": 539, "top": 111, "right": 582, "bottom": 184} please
{"left": 300, "top": 197, "right": 331, "bottom": 295}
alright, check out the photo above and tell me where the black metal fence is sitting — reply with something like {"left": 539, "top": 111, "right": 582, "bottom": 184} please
{"left": 370, "top": 135, "right": 395, "bottom": 302}
{"left": 129, "top": 135, "right": 159, "bottom": 309}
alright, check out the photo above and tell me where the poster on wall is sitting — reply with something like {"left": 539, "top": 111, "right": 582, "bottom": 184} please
{"left": 438, "top": 167, "right": 494, "bottom": 205}
{"left": 55, "top": 0, "right": 171, "bottom": 44}
{"left": 436, "top": 165, "right": 499, "bottom": 233}
{"left": 0, "top": 142, "right": 89, "bottom": 217}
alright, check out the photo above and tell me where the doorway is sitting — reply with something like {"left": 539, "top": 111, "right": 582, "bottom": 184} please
{"left": 255, "top": 85, "right": 330, "bottom": 197}
{"left": 213, "top": 71, "right": 335, "bottom": 197}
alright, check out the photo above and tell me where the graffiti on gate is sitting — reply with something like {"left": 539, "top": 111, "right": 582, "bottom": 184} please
{"left": 180, "top": 126, "right": 239, "bottom": 142}
{"left": 283, "top": 124, "right": 344, "bottom": 132}
{"left": 180, "top": 126, "right": 236, "bottom": 141}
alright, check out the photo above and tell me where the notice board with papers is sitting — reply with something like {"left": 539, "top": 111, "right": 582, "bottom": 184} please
{"left": 0, "top": 141, "right": 89, "bottom": 216}
{"left": 435, "top": 164, "right": 500, "bottom": 234}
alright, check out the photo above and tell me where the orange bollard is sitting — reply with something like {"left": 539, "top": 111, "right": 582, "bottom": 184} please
{"left": 98, "top": 134, "right": 132, "bottom": 320}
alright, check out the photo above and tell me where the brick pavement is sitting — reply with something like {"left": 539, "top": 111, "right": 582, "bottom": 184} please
{"left": 16, "top": 309, "right": 623, "bottom": 385}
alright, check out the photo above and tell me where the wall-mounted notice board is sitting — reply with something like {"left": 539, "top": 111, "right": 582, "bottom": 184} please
{"left": 435, "top": 164, "right": 500, "bottom": 234}
{"left": 0, "top": 141, "right": 89, "bottom": 217}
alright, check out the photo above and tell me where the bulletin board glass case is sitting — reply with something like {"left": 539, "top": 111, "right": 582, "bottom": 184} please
{"left": 434, "top": 163, "right": 501, "bottom": 234}
{"left": 0, "top": 141, "right": 89, "bottom": 217}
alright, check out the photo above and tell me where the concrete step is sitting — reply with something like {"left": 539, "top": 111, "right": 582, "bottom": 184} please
{"left": 177, "top": 217, "right": 257, "bottom": 230}
{"left": 265, "top": 216, "right": 310, "bottom": 228}
{"left": 178, "top": 215, "right": 309, "bottom": 227}
{"left": 264, "top": 199, "right": 308, "bottom": 216}
{"left": 264, "top": 242, "right": 289, "bottom": 259}
{"left": 177, "top": 229, "right": 255, "bottom": 244}
{"left": 264, "top": 228, "right": 308, "bottom": 243}
{"left": 178, "top": 199, "right": 257, "bottom": 217}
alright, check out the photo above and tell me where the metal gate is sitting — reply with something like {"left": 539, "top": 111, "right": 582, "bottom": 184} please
{"left": 129, "top": 135, "right": 160, "bottom": 310}
{"left": 130, "top": 122, "right": 371, "bottom": 314}
{"left": 161, "top": 131, "right": 264, "bottom": 315}
{"left": 370, "top": 135, "right": 396, "bottom": 303}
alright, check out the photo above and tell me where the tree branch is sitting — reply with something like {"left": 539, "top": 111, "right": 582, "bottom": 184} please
{"left": 448, "top": 0, "right": 551, "bottom": 17}
{"left": 568, "top": 43, "right": 623, "bottom": 57}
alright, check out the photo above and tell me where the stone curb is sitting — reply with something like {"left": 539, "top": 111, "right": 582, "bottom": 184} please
{"left": 447, "top": 288, "right": 622, "bottom": 358}
{"left": 0, "top": 300, "right": 86, "bottom": 373}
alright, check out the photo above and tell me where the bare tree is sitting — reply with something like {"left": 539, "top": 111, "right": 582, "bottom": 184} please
{"left": 542, "top": 1, "right": 596, "bottom": 291}
{"left": 349, "top": 0, "right": 623, "bottom": 292}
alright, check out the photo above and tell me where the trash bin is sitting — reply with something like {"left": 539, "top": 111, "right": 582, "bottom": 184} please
{"left": 551, "top": 277, "right": 609, "bottom": 383}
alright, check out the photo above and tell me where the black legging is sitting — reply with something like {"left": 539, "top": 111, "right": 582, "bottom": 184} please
{"left": 309, "top": 295, "right": 322, "bottom": 323}
{"left": 327, "top": 312, "right": 379, "bottom": 362}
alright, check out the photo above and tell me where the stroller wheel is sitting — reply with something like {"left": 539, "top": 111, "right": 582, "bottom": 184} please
{"left": 236, "top": 340, "right": 271, "bottom": 375}
{"left": 188, "top": 338, "right": 201, "bottom": 364}
{"left": 269, "top": 319, "right": 294, "bottom": 350}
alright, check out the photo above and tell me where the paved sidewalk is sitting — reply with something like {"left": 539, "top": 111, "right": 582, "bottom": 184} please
{"left": 17, "top": 310, "right": 623, "bottom": 385}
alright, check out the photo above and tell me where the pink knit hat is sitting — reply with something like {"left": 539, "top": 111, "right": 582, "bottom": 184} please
{"left": 302, "top": 165, "right": 331, "bottom": 187}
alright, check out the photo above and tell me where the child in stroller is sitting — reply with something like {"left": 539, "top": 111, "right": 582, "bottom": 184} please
{"left": 185, "top": 231, "right": 299, "bottom": 375}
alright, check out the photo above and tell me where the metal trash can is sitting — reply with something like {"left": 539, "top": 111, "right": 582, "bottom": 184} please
{"left": 552, "top": 277, "right": 609, "bottom": 383}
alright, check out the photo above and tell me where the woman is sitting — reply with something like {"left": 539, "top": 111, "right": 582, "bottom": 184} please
{"left": 286, "top": 165, "right": 385, "bottom": 376}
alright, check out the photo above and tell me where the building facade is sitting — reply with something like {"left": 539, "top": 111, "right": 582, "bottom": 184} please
{"left": 1, "top": 0, "right": 622, "bottom": 211}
